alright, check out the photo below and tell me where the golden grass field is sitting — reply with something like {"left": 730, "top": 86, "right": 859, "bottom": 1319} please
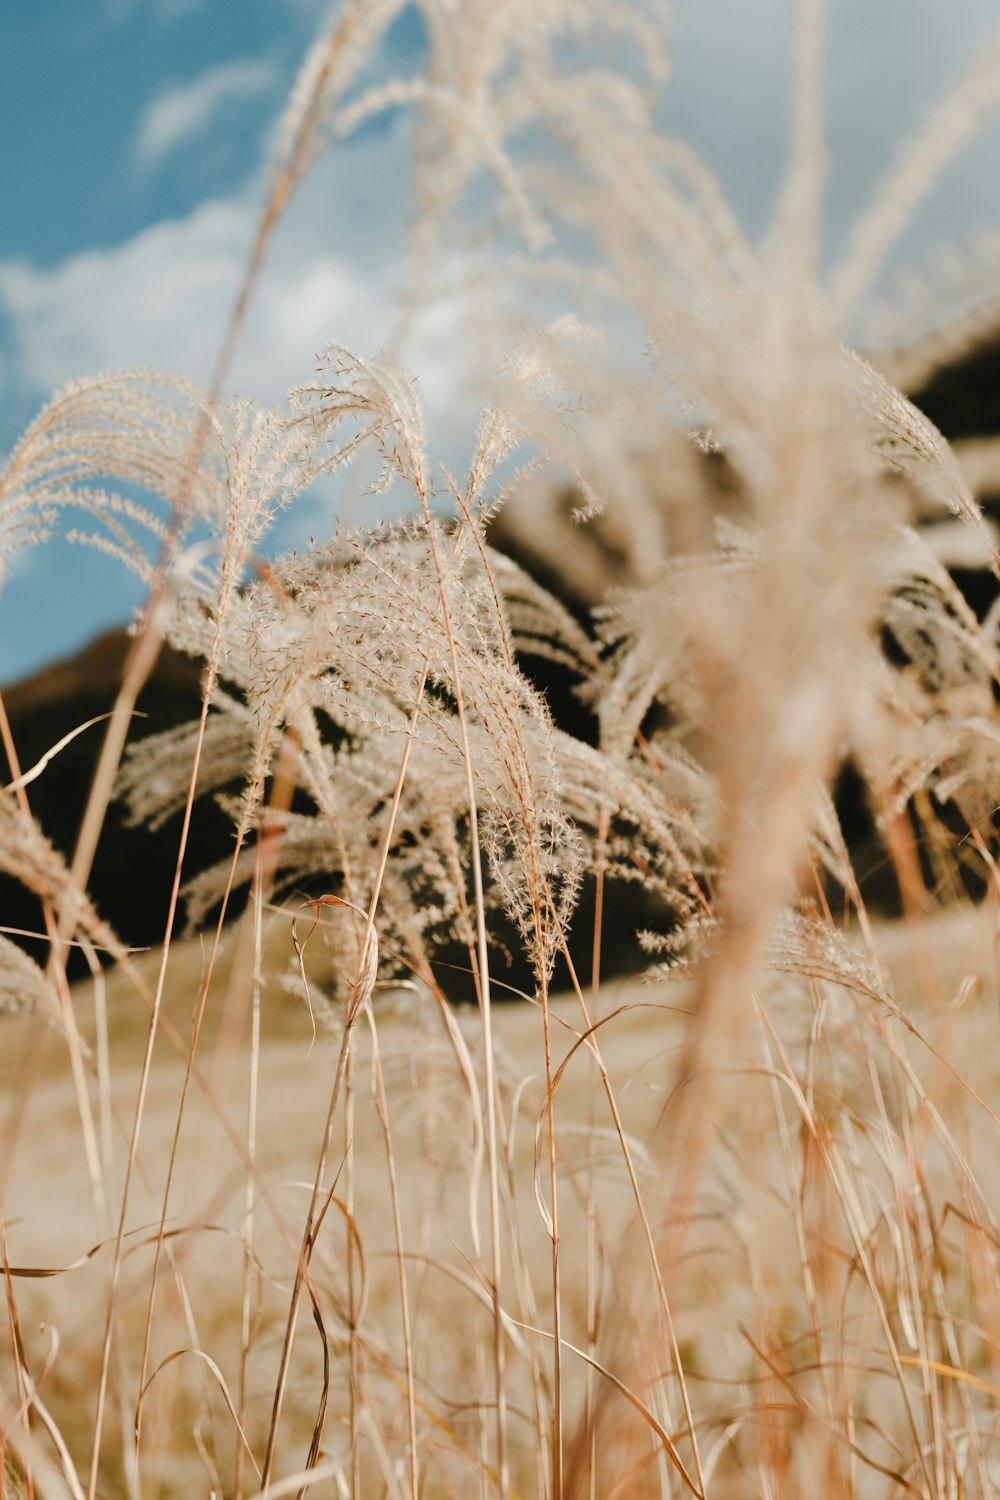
{"left": 7, "top": 6, "right": 1000, "bottom": 1497}
{"left": 4, "top": 898, "right": 1000, "bottom": 1497}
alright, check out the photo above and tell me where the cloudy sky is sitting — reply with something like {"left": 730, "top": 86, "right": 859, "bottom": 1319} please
{"left": 2, "top": 0, "right": 1000, "bottom": 679}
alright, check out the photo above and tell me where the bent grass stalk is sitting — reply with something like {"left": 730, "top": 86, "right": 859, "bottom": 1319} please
{"left": 70, "top": 18, "right": 382, "bottom": 1478}
{"left": 557, "top": 945, "right": 705, "bottom": 1498}
{"left": 259, "top": 663, "right": 427, "bottom": 1492}
{"left": 414, "top": 489, "right": 511, "bottom": 1495}
{"left": 364, "top": 1008, "right": 419, "bottom": 1500}
{"left": 132, "top": 718, "right": 302, "bottom": 1482}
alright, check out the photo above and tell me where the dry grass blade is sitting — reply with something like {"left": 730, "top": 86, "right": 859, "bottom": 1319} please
{"left": 262, "top": 663, "right": 423, "bottom": 1491}
{"left": 2, "top": 1222, "right": 226, "bottom": 1280}
{"left": 508, "top": 1317, "right": 705, "bottom": 1499}
{"left": 138, "top": 1348, "right": 260, "bottom": 1481}
{"left": 1, "top": 715, "right": 123, "bottom": 797}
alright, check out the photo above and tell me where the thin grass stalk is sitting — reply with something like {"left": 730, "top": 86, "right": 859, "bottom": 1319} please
{"left": 494, "top": 1069, "right": 551, "bottom": 1500}
{"left": 0, "top": 691, "right": 108, "bottom": 1239}
{"left": 230, "top": 768, "right": 305, "bottom": 1498}
{"left": 0, "top": 868, "right": 240, "bottom": 1497}
{"left": 59, "top": 912, "right": 307, "bottom": 1268}
{"left": 474, "top": 1301, "right": 490, "bottom": 1500}
{"left": 344, "top": 1043, "right": 361, "bottom": 1500}
{"left": 134, "top": 823, "right": 240, "bottom": 1422}
{"left": 363, "top": 1011, "right": 418, "bottom": 1500}
{"left": 751, "top": 993, "right": 935, "bottom": 1496}
{"left": 91, "top": 891, "right": 320, "bottom": 1496}
{"left": 410, "top": 1035, "right": 435, "bottom": 1492}
{"left": 410, "top": 962, "right": 519, "bottom": 1494}
{"left": 52, "top": 29, "right": 355, "bottom": 1474}
{"left": 81, "top": 942, "right": 114, "bottom": 1247}
{"left": 0, "top": 1389, "right": 78, "bottom": 1500}
{"left": 557, "top": 945, "right": 705, "bottom": 1499}
{"left": 0, "top": 691, "right": 85, "bottom": 1500}
{"left": 535, "top": 968, "right": 563, "bottom": 1499}
{"left": 85, "top": 692, "right": 214, "bottom": 1500}
{"left": 0, "top": 1219, "right": 35, "bottom": 1500}
{"left": 772, "top": 0, "right": 825, "bottom": 279}
{"left": 4, "top": 1377, "right": 86, "bottom": 1500}
{"left": 449, "top": 488, "right": 575, "bottom": 1480}
{"left": 414, "top": 494, "right": 509, "bottom": 1495}
{"left": 134, "top": 717, "right": 300, "bottom": 1464}
{"left": 585, "top": 806, "right": 608, "bottom": 1500}
{"left": 0, "top": 762, "right": 43, "bottom": 1500}
{"left": 76, "top": 937, "right": 138, "bottom": 1500}
{"left": 290, "top": 742, "right": 368, "bottom": 1499}
{"left": 760, "top": 1025, "right": 841, "bottom": 1471}
{"left": 831, "top": 20, "right": 1000, "bottom": 323}
{"left": 61, "top": 496, "right": 205, "bottom": 1500}
{"left": 921, "top": 1178, "right": 992, "bottom": 1498}
{"left": 867, "top": 1043, "right": 946, "bottom": 1494}
{"left": 896, "top": 1060, "right": 989, "bottom": 1484}
{"left": 53, "top": 0, "right": 356, "bottom": 1007}
{"left": 259, "top": 665, "right": 427, "bottom": 1489}
{"left": 234, "top": 872, "right": 264, "bottom": 1500}
{"left": 258, "top": 1013, "right": 355, "bottom": 1489}
{"left": 279, "top": 736, "right": 367, "bottom": 1497}
{"left": 508, "top": 1313, "right": 702, "bottom": 1497}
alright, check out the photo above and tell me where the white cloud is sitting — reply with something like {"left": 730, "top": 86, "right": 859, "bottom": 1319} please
{"left": 155, "top": 0, "right": 207, "bottom": 18}
{"left": 134, "top": 58, "right": 278, "bottom": 170}
{"left": 0, "top": 115, "right": 483, "bottom": 678}
{"left": 0, "top": 200, "right": 255, "bottom": 394}
{"left": 9, "top": 3, "right": 1000, "bottom": 447}
{"left": 0, "top": 128, "right": 479, "bottom": 457}
{"left": 0, "top": 202, "right": 387, "bottom": 409}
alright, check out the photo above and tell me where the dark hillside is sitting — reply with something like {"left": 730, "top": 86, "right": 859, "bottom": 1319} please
{"left": 0, "top": 630, "right": 234, "bottom": 973}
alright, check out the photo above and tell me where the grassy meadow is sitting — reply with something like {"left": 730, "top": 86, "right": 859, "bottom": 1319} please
{"left": 5, "top": 3, "right": 1000, "bottom": 1497}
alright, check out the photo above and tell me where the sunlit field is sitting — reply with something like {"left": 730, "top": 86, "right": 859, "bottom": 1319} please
{"left": 5, "top": 4, "right": 1000, "bottom": 1497}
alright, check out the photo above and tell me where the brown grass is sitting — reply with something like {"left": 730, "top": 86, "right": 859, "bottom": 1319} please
{"left": 3, "top": 904, "right": 1000, "bottom": 1497}
{"left": 5, "top": 4, "right": 1000, "bottom": 1497}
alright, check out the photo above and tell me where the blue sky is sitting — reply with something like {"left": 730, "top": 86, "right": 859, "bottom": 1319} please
{"left": 2, "top": 0, "right": 1000, "bottom": 680}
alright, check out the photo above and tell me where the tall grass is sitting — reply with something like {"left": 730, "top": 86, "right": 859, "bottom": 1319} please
{"left": 3, "top": 2, "right": 1000, "bottom": 1495}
